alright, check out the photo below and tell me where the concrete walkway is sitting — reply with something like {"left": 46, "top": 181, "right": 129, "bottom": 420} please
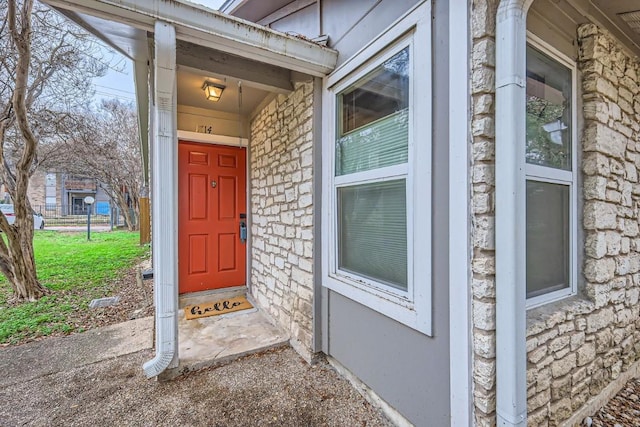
{"left": 0, "top": 317, "right": 391, "bottom": 426}
{"left": 0, "top": 317, "right": 153, "bottom": 388}
{"left": 0, "top": 303, "right": 290, "bottom": 386}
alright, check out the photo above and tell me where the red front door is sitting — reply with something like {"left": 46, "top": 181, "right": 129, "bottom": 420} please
{"left": 178, "top": 141, "right": 247, "bottom": 294}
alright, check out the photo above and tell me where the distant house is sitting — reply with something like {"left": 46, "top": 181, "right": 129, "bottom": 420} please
{"left": 27, "top": 171, "right": 110, "bottom": 215}
{"left": 40, "top": 0, "right": 640, "bottom": 425}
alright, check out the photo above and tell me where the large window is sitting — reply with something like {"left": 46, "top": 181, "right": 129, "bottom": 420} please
{"left": 322, "top": 3, "right": 432, "bottom": 334}
{"left": 525, "top": 38, "right": 577, "bottom": 307}
{"left": 336, "top": 47, "right": 410, "bottom": 291}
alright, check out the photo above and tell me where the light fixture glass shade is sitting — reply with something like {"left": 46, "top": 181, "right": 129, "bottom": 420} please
{"left": 202, "top": 82, "right": 225, "bottom": 102}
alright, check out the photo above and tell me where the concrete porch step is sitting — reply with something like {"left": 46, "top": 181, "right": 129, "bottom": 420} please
{"left": 176, "top": 289, "right": 289, "bottom": 375}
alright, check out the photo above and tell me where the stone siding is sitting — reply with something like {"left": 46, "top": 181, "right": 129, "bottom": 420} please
{"left": 249, "top": 82, "right": 315, "bottom": 359}
{"left": 525, "top": 25, "right": 640, "bottom": 426}
{"left": 470, "top": 2, "right": 640, "bottom": 424}
{"left": 470, "top": 1, "right": 498, "bottom": 425}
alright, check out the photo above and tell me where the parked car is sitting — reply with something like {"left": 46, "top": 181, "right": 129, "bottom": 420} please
{"left": 0, "top": 204, "right": 45, "bottom": 229}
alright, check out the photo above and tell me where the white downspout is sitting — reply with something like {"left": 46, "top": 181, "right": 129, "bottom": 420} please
{"left": 495, "top": 0, "right": 532, "bottom": 425}
{"left": 143, "top": 20, "right": 179, "bottom": 378}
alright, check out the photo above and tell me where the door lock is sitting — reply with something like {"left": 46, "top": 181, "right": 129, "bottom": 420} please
{"left": 211, "top": 180, "right": 217, "bottom": 188}
{"left": 239, "top": 221, "right": 247, "bottom": 243}
{"left": 239, "top": 213, "right": 247, "bottom": 243}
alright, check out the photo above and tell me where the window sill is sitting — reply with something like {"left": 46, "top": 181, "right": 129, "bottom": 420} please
{"left": 526, "top": 295, "right": 595, "bottom": 338}
{"left": 323, "top": 274, "right": 431, "bottom": 336}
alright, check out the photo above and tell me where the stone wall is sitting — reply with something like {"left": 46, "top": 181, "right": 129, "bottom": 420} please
{"left": 249, "top": 81, "right": 316, "bottom": 359}
{"left": 470, "top": 1, "right": 640, "bottom": 424}
{"left": 525, "top": 25, "right": 640, "bottom": 426}
{"left": 470, "top": 1, "right": 498, "bottom": 425}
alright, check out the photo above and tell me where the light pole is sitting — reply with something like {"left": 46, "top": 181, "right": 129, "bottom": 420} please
{"left": 84, "top": 196, "right": 95, "bottom": 241}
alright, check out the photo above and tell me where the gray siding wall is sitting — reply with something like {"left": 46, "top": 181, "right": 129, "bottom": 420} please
{"left": 269, "top": 4, "right": 319, "bottom": 37}
{"left": 254, "top": 0, "right": 453, "bottom": 424}
{"left": 321, "top": 0, "right": 422, "bottom": 66}
{"left": 322, "top": 1, "right": 452, "bottom": 425}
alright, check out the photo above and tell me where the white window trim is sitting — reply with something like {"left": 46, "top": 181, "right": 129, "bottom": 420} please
{"left": 525, "top": 33, "right": 578, "bottom": 309}
{"left": 322, "top": 1, "right": 432, "bottom": 335}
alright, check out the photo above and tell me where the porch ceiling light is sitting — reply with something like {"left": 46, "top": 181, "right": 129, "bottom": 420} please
{"left": 202, "top": 81, "right": 225, "bottom": 102}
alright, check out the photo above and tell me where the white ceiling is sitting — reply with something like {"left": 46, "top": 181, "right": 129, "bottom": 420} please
{"left": 176, "top": 67, "right": 270, "bottom": 115}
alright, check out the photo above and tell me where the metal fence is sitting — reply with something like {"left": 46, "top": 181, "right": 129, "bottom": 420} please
{"left": 33, "top": 204, "right": 125, "bottom": 227}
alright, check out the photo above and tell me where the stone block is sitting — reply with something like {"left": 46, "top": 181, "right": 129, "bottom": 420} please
{"left": 587, "top": 307, "right": 615, "bottom": 333}
{"left": 474, "top": 94, "right": 494, "bottom": 115}
{"left": 551, "top": 353, "right": 576, "bottom": 378}
{"left": 583, "top": 152, "right": 610, "bottom": 176}
{"left": 528, "top": 388, "right": 550, "bottom": 413}
{"left": 548, "top": 335, "right": 570, "bottom": 354}
{"left": 583, "top": 201, "right": 618, "bottom": 230}
{"left": 583, "top": 123, "right": 627, "bottom": 161}
{"left": 577, "top": 342, "right": 597, "bottom": 366}
{"left": 551, "top": 374, "right": 571, "bottom": 401}
{"left": 473, "top": 300, "right": 496, "bottom": 331}
{"left": 472, "top": 67, "right": 495, "bottom": 94}
{"left": 583, "top": 176, "right": 608, "bottom": 201}
{"left": 583, "top": 257, "right": 616, "bottom": 283}
{"left": 472, "top": 278, "right": 496, "bottom": 301}
{"left": 528, "top": 345, "right": 548, "bottom": 364}
{"left": 89, "top": 296, "right": 120, "bottom": 308}
{"left": 549, "top": 397, "right": 572, "bottom": 425}
{"left": 471, "top": 0, "right": 496, "bottom": 39}
{"left": 474, "top": 332, "right": 496, "bottom": 358}
{"left": 570, "top": 331, "right": 586, "bottom": 351}
{"left": 537, "top": 366, "right": 552, "bottom": 391}
{"left": 585, "top": 232, "right": 607, "bottom": 258}
{"left": 474, "top": 358, "right": 495, "bottom": 391}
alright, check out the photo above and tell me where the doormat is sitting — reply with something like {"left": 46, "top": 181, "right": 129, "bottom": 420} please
{"left": 184, "top": 295, "right": 253, "bottom": 320}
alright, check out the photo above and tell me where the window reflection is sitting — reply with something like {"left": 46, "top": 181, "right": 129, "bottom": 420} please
{"left": 526, "top": 45, "right": 572, "bottom": 171}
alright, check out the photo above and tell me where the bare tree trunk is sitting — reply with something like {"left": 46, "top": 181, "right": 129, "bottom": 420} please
{"left": 115, "top": 191, "right": 136, "bottom": 231}
{"left": 5, "top": 0, "right": 48, "bottom": 301}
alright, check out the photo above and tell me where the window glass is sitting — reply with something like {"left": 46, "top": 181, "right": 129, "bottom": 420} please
{"left": 338, "top": 179, "right": 407, "bottom": 290}
{"left": 526, "top": 45, "right": 572, "bottom": 171}
{"left": 336, "top": 47, "right": 409, "bottom": 176}
{"left": 526, "top": 181, "right": 570, "bottom": 298}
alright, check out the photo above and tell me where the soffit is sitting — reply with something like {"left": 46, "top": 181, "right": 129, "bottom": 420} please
{"left": 564, "top": 0, "right": 640, "bottom": 57}
{"left": 41, "top": 0, "right": 337, "bottom": 76}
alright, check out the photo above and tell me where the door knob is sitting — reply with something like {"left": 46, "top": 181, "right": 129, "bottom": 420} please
{"left": 211, "top": 180, "right": 217, "bottom": 188}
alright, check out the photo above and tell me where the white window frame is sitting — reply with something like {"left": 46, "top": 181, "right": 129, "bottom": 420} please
{"left": 322, "top": 2, "right": 432, "bottom": 335}
{"left": 525, "top": 33, "right": 578, "bottom": 309}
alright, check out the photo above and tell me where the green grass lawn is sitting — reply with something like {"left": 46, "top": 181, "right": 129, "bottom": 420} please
{"left": 0, "top": 231, "right": 149, "bottom": 344}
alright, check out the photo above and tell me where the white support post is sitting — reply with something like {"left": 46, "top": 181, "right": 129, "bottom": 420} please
{"left": 143, "top": 20, "right": 179, "bottom": 379}
{"left": 448, "top": 1, "right": 472, "bottom": 426}
{"left": 495, "top": 0, "right": 533, "bottom": 425}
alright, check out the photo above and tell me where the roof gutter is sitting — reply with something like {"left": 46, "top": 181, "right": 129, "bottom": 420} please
{"left": 495, "top": 0, "right": 532, "bottom": 425}
{"left": 142, "top": 20, "right": 179, "bottom": 379}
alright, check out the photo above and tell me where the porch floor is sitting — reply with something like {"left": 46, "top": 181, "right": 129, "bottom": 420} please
{"left": 177, "top": 289, "right": 289, "bottom": 373}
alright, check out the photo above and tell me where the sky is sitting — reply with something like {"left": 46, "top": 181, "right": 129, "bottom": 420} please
{"left": 92, "top": 52, "right": 136, "bottom": 104}
{"left": 90, "top": 0, "right": 226, "bottom": 105}
{"left": 188, "top": 0, "right": 226, "bottom": 10}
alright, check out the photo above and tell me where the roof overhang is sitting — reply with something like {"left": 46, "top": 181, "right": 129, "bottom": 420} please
{"left": 41, "top": 0, "right": 337, "bottom": 77}
{"left": 41, "top": 0, "right": 338, "bottom": 185}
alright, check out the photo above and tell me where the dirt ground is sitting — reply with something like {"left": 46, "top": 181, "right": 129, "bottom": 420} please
{"left": 588, "top": 376, "right": 640, "bottom": 427}
{"left": 0, "top": 345, "right": 391, "bottom": 427}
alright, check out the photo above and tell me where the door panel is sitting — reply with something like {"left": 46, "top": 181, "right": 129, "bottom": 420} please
{"left": 178, "top": 141, "right": 247, "bottom": 294}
